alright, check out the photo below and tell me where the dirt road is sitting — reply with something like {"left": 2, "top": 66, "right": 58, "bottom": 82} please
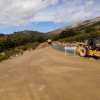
{"left": 0, "top": 46, "right": 100, "bottom": 100}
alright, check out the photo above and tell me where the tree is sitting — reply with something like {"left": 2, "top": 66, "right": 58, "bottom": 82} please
{"left": 0, "top": 33, "right": 5, "bottom": 37}
{"left": 36, "top": 36, "right": 46, "bottom": 43}
{"left": 85, "top": 26, "right": 97, "bottom": 33}
{"left": 53, "top": 34, "right": 60, "bottom": 41}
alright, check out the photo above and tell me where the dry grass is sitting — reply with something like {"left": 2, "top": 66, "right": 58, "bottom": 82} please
{"left": 36, "top": 42, "right": 49, "bottom": 49}
{"left": 53, "top": 41, "right": 72, "bottom": 48}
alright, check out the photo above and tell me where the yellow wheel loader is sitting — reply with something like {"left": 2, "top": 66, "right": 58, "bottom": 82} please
{"left": 77, "top": 38, "right": 100, "bottom": 57}
{"left": 47, "top": 39, "right": 52, "bottom": 44}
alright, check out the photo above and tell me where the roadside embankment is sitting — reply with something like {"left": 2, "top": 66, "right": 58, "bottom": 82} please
{"left": 0, "top": 42, "right": 49, "bottom": 63}
{"left": 53, "top": 41, "right": 79, "bottom": 48}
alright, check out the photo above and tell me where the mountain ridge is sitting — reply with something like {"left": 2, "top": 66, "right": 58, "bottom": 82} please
{"left": 46, "top": 17, "right": 100, "bottom": 35}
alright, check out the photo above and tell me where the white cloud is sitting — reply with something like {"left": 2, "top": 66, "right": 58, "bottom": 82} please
{"left": 0, "top": 0, "right": 100, "bottom": 27}
{"left": 85, "top": 0, "right": 95, "bottom": 6}
{"left": 31, "top": 8, "right": 57, "bottom": 22}
{"left": 53, "top": 0, "right": 100, "bottom": 24}
{"left": 65, "top": 0, "right": 83, "bottom": 6}
{"left": 34, "top": 22, "right": 38, "bottom": 25}
{"left": 0, "top": 0, "right": 59, "bottom": 26}
{"left": 62, "top": 0, "right": 66, "bottom": 3}
{"left": 31, "top": 0, "right": 97, "bottom": 24}
{"left": 50, "top": 0, "right": 59, "bottom": 5}
{"left": 70, "top": 11, "right": 93, "bottom": 22}
{"left": 55, "top": 11, "right": 93, "bottom": 23}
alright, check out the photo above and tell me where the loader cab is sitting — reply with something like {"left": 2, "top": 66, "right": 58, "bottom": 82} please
{"left": 87, "top": 38, "right": 100, "bottom": 50}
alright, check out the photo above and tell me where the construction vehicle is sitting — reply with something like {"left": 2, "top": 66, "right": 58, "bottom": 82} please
{"left": 47, "top": 39, "right": 52, "bottom": 44}
{"left": 77, "top": 38, "right": 100, "bottom": 57}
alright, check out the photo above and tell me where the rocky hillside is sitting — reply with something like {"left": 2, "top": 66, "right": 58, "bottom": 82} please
{"left": 46, "top": 17, "right": 100, "bottom": 35}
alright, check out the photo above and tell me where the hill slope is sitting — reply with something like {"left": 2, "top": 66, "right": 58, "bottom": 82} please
{"left": 46, "top": 17, "right": 100, "bottom": 35}
{"left": 10, "top": 30, "right": 45, "bottom": 37}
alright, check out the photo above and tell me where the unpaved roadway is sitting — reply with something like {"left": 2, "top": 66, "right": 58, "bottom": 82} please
{"left": 0, "top": 46, "right": 100, "bottom": 100}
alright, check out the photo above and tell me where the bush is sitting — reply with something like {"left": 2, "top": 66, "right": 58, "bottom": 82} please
{"left": 85, "top": 26, "right": 97, "bottom": 33}
{"left": 35, "top": 36, "right": 46, "bottom": 43}
{"left": 53, "top": 34, "right": 60, "bottom": 41}
{"left": 98, "top": 27, "right": 100, "bottom": 30}
{"left": 4, "top": 49, "right": 20, "bottom": 57}
{"left": 58, "top": 31, "right": 100, "bottom": 43}
{"left": 0, "top": 56, "right": 9, "bottom": 61}
{"left": 21, "top": 46, "right": 28, "bottom": 50}
{"left": 32, "top": 42, "right": 40, "bottom": 49}
{"left": 52, "top": 29, "right": 82, "bottom": 41}
{"left": 22, "top": 42, "right": 40, "bottom": 50}
{"left": 0, "top": 54, "right": 2, "bottom": 57}
{"left": 59, "top": 29, "right": 78, "bottom": 39}
{"left": 0, "top": 32, "right": 47, "bottom": 52}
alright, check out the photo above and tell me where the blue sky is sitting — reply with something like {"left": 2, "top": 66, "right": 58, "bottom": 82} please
{"left": 0, "top": 22, "right": 70, "bottom": 34}
{"left": 0, "top": 0, "right": 100, "bottom": 34}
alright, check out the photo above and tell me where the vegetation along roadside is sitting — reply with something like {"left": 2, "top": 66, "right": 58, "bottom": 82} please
{"left": 0, "top": 31, "right": 49, "bottom": 62}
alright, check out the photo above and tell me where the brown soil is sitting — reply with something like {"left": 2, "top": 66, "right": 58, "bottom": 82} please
{"left": 0, "top": 46, "right": 100, "bottom": 100}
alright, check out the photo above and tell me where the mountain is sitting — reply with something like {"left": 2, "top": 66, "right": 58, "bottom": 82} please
{"left": 46, "top": 17, "right": 100, "bottom": 35}
{"left": 12, "top": 30, "right": 44, "bottom": 36}
{"left": 6, "top": 30, "right": 47, "bottom": 38}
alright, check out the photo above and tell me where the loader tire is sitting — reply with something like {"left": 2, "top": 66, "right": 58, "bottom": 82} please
{"left": 80, "top": 47, "right": 87, "bottom": 57}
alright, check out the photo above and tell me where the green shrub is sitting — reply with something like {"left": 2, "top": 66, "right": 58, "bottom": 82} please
{"left": 58, "top": 31, "right": 100, "bottom": 43}
{"left": 22, "top": 46, "right": 28, "bottom": 50}
{"left": 0, "top": 56, "right": 9, "bottom": 61}
{"left": 4, "top": 49, "right": 19, "bottom": 57}
{"left": 85, "top": 26, "right": 97, "bottom": 33}
{"left": 32, "top": 42, "right": 40, "bottom": 49}
{"left": 0, "top": 54, "right": 2, "bottom": 57}
{"left": 22, "top": 42, "right": 40, "bottom": 50}
{"left": 0, "top": 32, "right": 47, "bottom": 52}
{"left": 35, "top": 36, "right": 46, "bottom": 43}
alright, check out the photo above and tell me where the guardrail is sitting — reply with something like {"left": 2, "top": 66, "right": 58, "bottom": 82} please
{"left": 64, "top": 47, "right": 77, "bottom": 56}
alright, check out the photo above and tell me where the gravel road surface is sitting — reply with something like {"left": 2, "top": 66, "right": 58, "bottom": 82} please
{"left": 0, "top": 46, "right": 100, "bottom": 100}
